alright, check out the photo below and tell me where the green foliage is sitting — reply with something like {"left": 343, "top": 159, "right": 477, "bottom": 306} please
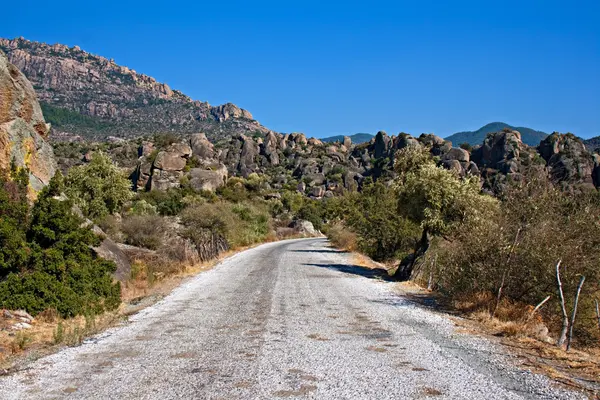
{"left": 0, "top": 174, "right": 121, "bottom": 318}
{"left": 297, "top": 200, "right": 325, "bottom": 231}
{"left": 138, "top": 188, "right": 186, "bottom": 215}
{"left": 41, "top": 103, "right": 116, "bottom": 132}
{"left": 325, "top": 181, "right": 420, "bottom": 261}
{"left": 64, "top": 152, "right": 133, "bottom": 220}
{"left": 395, "top": 146, "right": 498, "bottom": 237}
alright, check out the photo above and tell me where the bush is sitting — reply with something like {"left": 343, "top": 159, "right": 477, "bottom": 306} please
{"left": 325, "top": 221, "right": 358, "bottom": 252}
{"left": 0, "top": 174, "right": 121, "bottom": 318}
{"left": 431, "top": 177, "right": 600, "bottom": 344}
{"left": 64, "top": 152, "right": 133, "bottom": 220}
{"left": 121, "top": 215, "right": 165, "bottom": 250}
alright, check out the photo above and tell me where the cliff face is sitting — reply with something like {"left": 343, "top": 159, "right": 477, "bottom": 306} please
{"left": 0, "top": 49, "right": 56, "bottom": 193}
{"left": 0, "top": 37, "right": 270, "bottom": 141}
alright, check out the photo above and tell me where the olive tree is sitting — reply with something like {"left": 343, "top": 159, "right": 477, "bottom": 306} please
{"left": 65, "top": 152, "right": 133, "bottom": 220}
{"left": 393, "top": 146, "right": 498, "bottom": 280}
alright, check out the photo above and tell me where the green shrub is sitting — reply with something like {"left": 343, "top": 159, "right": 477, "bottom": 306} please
{"left": 64, "top": 152, "right": 133, "bottom": 220}
{"left": 0, "top": 174, "right": 121, "bottom": 318}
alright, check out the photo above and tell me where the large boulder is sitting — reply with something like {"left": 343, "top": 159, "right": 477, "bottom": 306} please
{"left": 189, "top": 133, "right": 214, "bottom": 160}
{"left": 289, "top": 219, "right": 319, "bottom": 236}
{"left": 0, "top": 50, "right": 56, "bottom": 193}
{"left": 538, "top": 133, "right": 594, "bottom": 185}
{"left": 188, "top": 164, "right": 227, "bottom": 192}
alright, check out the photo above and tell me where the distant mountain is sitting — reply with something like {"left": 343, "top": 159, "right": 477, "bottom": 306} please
{"left": 445, "top": 122, "right": 548, "bottom": 147}
{"left": 0, "top": 37, "right": 272, "bottom": 141}
{"left": 321, "top": 133, "right": 374, "bottom": 144}
{"left": 583, "top": 136, "right": 600, "bottom": 152}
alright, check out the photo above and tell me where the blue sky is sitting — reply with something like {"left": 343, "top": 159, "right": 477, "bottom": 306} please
{"left": 3, "top": 0, "right": 599, "bottom": 138}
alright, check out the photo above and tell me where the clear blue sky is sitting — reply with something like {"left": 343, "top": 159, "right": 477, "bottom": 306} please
{"left": 3, "top": 0, "right": 600, "bottom": 138}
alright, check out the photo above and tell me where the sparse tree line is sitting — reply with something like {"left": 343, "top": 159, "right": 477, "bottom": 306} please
{"left": 324, "top": 146, "right": 600, "bottom": 349}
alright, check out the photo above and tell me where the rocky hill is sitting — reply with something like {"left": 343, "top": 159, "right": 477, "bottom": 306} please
{"left": 0, "top": 37, "right": 272, "bottom": 141}
{"left": 0, "top": 49, "right": 56, "bottom": 193}
{"left": 446, "top": 122, "right": 548, "bottom": 146}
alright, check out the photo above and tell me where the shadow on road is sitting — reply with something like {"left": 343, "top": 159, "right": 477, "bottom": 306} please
{"left": 302, "top": 263, "right": 393, "bottom": 281}
{"left": 291, "top": 249, "right": 348, "bottom": 254}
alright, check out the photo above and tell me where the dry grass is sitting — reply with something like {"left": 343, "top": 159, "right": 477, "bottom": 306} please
{"left": 336, "top": 243, "right": 600, "bottom": 397}
{"left": 0, "top": 311, "right": 122, "bottom": 371}
{"left": 326, "top": 222, "right": 358, "bottom": 252}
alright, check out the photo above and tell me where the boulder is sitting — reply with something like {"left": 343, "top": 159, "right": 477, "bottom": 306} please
{"left": 343, "top": 136, "right": 352, "bottom": 149}
{"left": 189, "top": 133, "right": 214, "bottom": 159}
{"left": 311, "top": 186, "right": 325, "bottom": 198}
{"left": 188, "top": 165, "right": 227, "bottom": 192}
{"left": 290, "top": 219, "right": 319, "bottom": 236}
{"left": 442, "top": 147, "right": 470, "bottom": 163}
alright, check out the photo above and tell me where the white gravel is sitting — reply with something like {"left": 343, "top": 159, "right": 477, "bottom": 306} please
{"left": 0, "top": 238, "right": 587, "bottom": 399}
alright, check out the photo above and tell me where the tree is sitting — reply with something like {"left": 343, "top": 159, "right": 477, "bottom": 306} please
{"left": 393, "top": 146, "right": 498, "bottom": 280}
{"left": 343, "top": 181, "right": 420, "bottom": 261}
{"left": 64, "top": 152, "right": 132, "bottom": 220}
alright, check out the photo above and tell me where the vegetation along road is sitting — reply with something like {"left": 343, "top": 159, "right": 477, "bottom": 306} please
{"left": 0, "top": 238, "right": 584, "bottom": 399}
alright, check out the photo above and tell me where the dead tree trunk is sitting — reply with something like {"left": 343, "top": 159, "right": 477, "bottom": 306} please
{"left": 555, "top": 260, "right": 569, "bottom": 348}
{"left": 566, "top": 276, "right": 586, "bottom": 351}
{"left": 491, "top": 228, "right": 521, "bottom": 319}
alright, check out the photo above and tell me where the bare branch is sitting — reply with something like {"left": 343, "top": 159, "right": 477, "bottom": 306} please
{"left": 566, "top": 276, "right": 585, "bottom": 351}
{"left": 555, "top": 260, "right": 569, "bottom": 348}
{"left": 526, "top": 295, "right": 551, "bottom": 322}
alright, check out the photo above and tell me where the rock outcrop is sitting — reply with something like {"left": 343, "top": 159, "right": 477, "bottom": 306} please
{"left": 538, "top": 133, "right": 594, "bottom": 186}
{"left": 0, "top": 49, "right": 56, "bottom": 193}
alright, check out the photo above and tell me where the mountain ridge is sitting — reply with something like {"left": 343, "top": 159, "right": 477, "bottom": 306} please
{"left": 0, "top": 37, "right": 272, "bottom": 141}
{"left": 321, "top": 133, "right": 374, "bottom": 144}
{"left": 446, "top": 122, "right": 548, "bottom": 147}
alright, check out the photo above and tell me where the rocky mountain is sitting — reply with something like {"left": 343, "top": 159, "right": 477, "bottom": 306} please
{"left": 0, "top": 37, "right": 272, "bottom": 141}
{"left": 446, "top": 122, "right": 548, "bottom": 147}
{"left": 0, "top": 49, "right": 56, "bottom": 194}
{"left": 321, "top": 133, "right": 373, "bottom": 144}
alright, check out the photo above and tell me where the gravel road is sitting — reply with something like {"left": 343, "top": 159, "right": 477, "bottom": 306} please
{"left": 0, "top": 238, "right": 585, "bottom": 399}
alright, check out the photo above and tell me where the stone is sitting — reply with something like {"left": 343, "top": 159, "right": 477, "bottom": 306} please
{"left": 11, "top": 322, "right": 32, "bottom": 330}
{"left": 0, "top": 50, "right": 57, "bottom": 194}
{"left": 188, "top": 166, "right": 227, "bottom": 192}
{"left": 442, "top": 147, "right": 470, "bottom": 163}
{"left": 12, "top": 310, "right": 33, "bottom": 321}
{"left": 289, "top": 220, "right": 318, "bottom": 236}
{"left": 343, "top": 136, "right": 352, "bottom": 148}
{"left": 311, "top": 186, "right": 325, "bottom": 198}
{"left": 189, "top": 133, "right": 214, "bottom": 159}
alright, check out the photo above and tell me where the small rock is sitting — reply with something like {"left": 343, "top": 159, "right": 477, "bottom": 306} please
{"left": 11, "top": 322, "right": 32, "bottom": 330}
{"left": 12, "top": 310, "right": 34, "bottom": 321}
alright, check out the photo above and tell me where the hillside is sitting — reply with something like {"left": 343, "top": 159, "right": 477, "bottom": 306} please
{"left": 321, "top": 133, "right": 374, "bottom": 144}
{"left": 0, "top": 37, "right": 272, "bottom": 141}
{"left": 583, "top": 135, "right": 600, "bottom": 151}
{"left": 446, "top": 122, "right": 548, "bottom": 146}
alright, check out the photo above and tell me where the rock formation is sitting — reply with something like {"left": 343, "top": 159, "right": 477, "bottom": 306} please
{"left": 0, "top": 49, "right": 56, "bottom": 193}
{"left": 0, "top": 37, "right": 272, "bottom": 141}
